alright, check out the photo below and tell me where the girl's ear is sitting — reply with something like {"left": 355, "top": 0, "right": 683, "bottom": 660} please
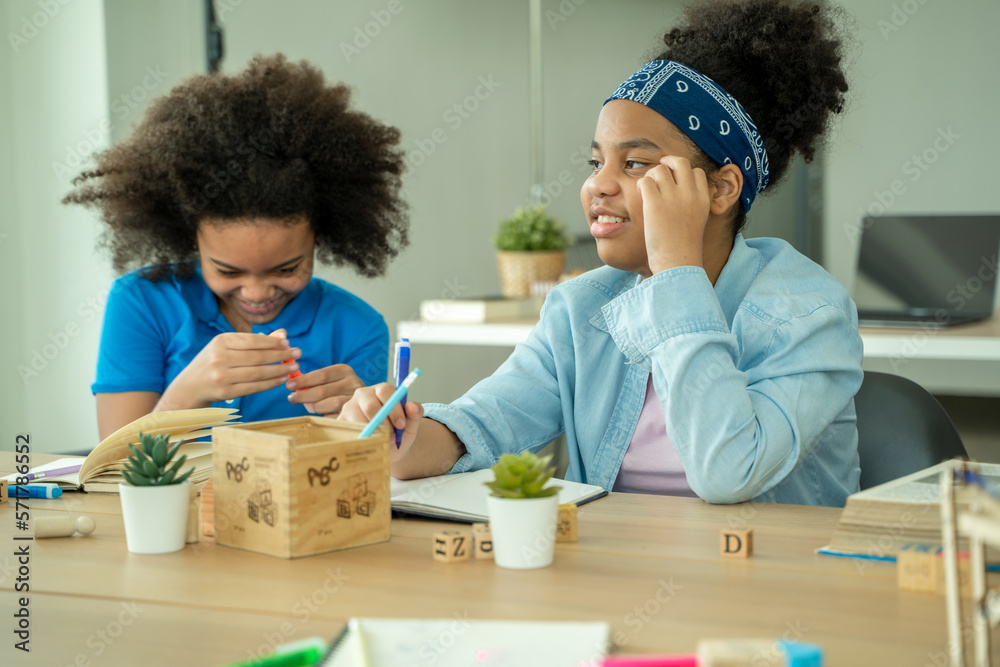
{"left": 709, "top": 163, "right": 744, "bottom": 215}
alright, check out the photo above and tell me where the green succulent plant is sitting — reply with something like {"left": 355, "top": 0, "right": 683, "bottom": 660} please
{"left": 122, "top": 432, "right": 194, "bottom": 487}
{"left": 493, "top": 204, "right": 570, "bottom": 252}
{"left": 484, "top": 451, "right": 562, "bottom": 499}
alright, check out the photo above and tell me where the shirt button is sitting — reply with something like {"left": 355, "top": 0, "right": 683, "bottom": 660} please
{"left": 225, "top": 399, "right": 235, "bottom": 404}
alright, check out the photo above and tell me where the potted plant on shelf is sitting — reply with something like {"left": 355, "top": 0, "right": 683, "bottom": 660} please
{"left": 493, "top": 204, "right": 570, "bottom": 298}
{"left": 119, "top": 432, "right": 195, "bottom": 554}
{"left": 484, "top": 451, "right": 562, "bottom": 569}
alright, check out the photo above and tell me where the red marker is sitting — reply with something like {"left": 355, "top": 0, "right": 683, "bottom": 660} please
{"left": 282, "top": 359, "right": 302, "bottom": 380}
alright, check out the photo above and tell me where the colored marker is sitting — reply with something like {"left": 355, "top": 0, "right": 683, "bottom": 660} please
{"left": 271, "top": 329, "right": 305, "bottom": 390}
{"left": 12, "top": 485, "right": 63, "bottom": 499}
{"left": 359, "top": 369, "right": 422, "bottom": 438}
{"left": 21, "top": 465, "right": 83, "bottom": 482}
{"left": 222, "top": 636, "right": 326, "bottom": 667}
{"left": 601, "top": 656, "right": 697, "bottom": 667}
{"left": 282, "top": 359, "right": 303, "bottom": 382}
{"left": 392, "top": 338, "right": 411, "bottom": 447}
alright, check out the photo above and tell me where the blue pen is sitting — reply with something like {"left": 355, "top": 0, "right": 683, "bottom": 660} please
{"left": 360, "top": 369, "right": 422, "bottom": 439}
{"left": 12, "top": 485, "right": 63, "bottom": 499}
{"left": 393, "top": 338, "right": 411, "bottom": 447}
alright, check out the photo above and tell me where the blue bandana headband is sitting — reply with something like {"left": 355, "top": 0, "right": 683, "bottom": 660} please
{"left": 605, "top": 60, "right": 770, "bottom": 212}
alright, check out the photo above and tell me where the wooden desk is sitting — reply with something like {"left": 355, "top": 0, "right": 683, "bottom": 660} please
{"left": 398, "top": 317, "right": 1000, "bottom": 396}
{"left": 0, "top": 453, "right": 992, "bottom": 666}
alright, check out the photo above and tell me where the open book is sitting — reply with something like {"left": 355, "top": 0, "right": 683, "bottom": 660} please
{"left": 321, "top": 618, "right": 610, "bottom": 666}
{"left": 390, "top": 468, "right": 607, "bottom": 522}
{"left": 819, "top": 458, "right": 1000, "bottom": 563}
{"left": 3, "top": 408, "right": 240, "bottom": 493}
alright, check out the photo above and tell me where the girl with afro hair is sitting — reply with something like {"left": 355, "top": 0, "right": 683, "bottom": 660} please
{"left": 341, "top": 0, "right": 865, "bottom": 508}
{"left": 65, "top": 54, "right": 408, "bottom": 439}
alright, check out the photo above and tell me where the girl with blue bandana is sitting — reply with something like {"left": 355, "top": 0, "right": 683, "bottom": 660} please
{"left": 343, "top": 0, "right": 863, "bottom": 507}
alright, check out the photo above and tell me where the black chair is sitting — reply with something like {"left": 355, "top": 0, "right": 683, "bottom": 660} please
{"left": 854, "top": 371, "right": 968, "bottom": 490}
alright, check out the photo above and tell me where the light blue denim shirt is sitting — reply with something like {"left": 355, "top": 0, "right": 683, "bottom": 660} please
{"left": 424, "top": 235, "right": 864, "bottom": 507}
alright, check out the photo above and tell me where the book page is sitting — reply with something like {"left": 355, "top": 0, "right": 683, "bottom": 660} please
{"left": 852, "top": 460, "right": 1000, "bottom": 504}
{"left": 324, "top": 618, "right": 609, "bottom": 667}
{"left": 79, "top": 408, "right": 239, "bottom": 481}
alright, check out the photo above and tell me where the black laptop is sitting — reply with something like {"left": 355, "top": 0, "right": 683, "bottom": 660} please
{"left": 853, "top": 214, "right": 1000, "bottom": 328}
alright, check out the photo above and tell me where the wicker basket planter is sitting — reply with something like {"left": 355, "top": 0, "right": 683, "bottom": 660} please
{"left": 496, "top": 250, "right": 565, "bottom": 298}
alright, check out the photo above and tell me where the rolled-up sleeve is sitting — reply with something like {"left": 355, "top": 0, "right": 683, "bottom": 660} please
{"left": 424, "top": 306, "right": 566, "bottom": 474}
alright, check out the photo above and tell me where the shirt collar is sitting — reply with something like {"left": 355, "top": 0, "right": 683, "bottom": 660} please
{"left": 712, "top": 234, "right": 760, "bottom": 326}
{"left": 180, "top": 265, "right": 322, "bottom": 336}
{"left": 589, "top": 233, "right": 760, "bottom": 332}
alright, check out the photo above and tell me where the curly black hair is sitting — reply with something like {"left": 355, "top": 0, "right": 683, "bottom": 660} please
{"left": 651, "top": 0, "right": 851, "bottom": 234}
{"left": 63, "top": 54, "right": 408, "bottom": 280}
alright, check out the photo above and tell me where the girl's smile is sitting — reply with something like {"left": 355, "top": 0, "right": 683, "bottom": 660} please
{"left": 197, "top": 216, "right": 315, "bottom": 332}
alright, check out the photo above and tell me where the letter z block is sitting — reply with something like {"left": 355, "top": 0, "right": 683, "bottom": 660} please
{"left": 433, "top": 530, "right": 471, "bottom": 563}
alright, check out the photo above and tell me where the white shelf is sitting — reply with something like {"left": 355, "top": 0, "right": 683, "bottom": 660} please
{"left": 398, "top": 317, "right": 1000, "bottom": 395}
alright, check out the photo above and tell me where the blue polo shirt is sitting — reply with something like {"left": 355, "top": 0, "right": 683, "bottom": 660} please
{"left": 93, "top": 267, "right": 389, "bottom": 422}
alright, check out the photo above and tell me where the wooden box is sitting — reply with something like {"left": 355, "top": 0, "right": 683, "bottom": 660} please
{"left": 211, "top": 416, "right": 390, "bottom": 558}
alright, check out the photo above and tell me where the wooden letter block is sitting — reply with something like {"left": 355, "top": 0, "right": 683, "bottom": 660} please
{"left": 472, "top": 524, "right": 494, "bottom": 560}
{"left": 557, "top": 504, "right": 578, "bottom": 543}
{"left": 897, "top": 544, "right": 939, "bottom": 593}
{"left": 720, "top": 529, "right": 753, "bottom": 558}
{"left": 433, "top": 530, "right": 471, "bottom": 563}
{"left": 200, "top": 477, "right": 215, "bottom": 537}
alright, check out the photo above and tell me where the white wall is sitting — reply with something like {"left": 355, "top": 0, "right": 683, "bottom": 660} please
{"left": 0, "top": 0, "right": 205, "bottom": 454}
{"left": 1, "top": 0, "right": 110, "bottom": 454}
{"left": 0, "top": 4, "right": 23, "bottom": 447}
{"left": 823, "top": 0, "right": 1000, "bottom": 286}
{"left": 104, "top": 0, "right": 206, "bottom": 144}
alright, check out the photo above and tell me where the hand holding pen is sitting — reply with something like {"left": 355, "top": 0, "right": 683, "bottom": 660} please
{"left": 338, "top": 371, "right": 423, "bottom": 448}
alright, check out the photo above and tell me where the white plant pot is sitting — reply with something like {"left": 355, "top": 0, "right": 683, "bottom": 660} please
{"left": 486, "top": 494, "right": 560, "bottom": 569}
{"left": 118, "top": 481, "right": 191, "bottom": 554}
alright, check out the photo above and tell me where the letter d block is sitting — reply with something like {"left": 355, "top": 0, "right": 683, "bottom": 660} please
{"left": 433, "top": 530, "right": 471, "bottom": 563}
{"left": 472, "top": 523, "right": 494, "bottom": 560}
{"left": 557, "top": 504, "right": 578, "bottom": 542}
{"left": 720, "top": 529, "right": 753, "bottom": 558}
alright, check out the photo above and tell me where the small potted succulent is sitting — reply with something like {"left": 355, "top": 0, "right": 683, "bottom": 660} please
{"left": 118, "top": 432, "right": 195, "bottom": 554}
{"left": 493, "top": 204, "right": 570, "bottom": 298}
{"left": 484, "top": 451, "right": 562, "bottom": 569}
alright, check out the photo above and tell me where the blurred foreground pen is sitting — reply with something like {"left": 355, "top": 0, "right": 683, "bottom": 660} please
{"left": 359, "top": 369, "right": 422, "bottom": 439}
{"left": 221, "top": 636, "right": 325, "bottom": 667}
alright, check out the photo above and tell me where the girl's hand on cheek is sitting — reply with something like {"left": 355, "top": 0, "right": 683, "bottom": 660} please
{"left": 637, "top": 155, "right": 712, "bottom": 275}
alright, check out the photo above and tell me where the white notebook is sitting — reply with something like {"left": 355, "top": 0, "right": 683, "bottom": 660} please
{"left": 390, "top": 468, "right": 606, "bottom": 522}
{"left": 321, "top": 618, "right": 611, "bottom": 667}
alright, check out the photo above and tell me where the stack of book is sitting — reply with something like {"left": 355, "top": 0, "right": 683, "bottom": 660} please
{"left": 820, "top": 459, "right": 1000, "bottom": 563}
{"left": 419, "top": 296, "right": 543, "bottom": 323}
